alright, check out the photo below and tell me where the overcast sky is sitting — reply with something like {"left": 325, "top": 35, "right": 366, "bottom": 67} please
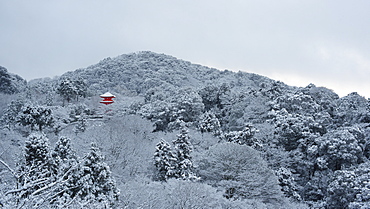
{"left": 1, "top": 1, "right": 370, "bottom": 98}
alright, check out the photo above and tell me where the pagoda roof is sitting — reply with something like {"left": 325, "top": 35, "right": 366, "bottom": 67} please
{"left": 100, "top": 92, "right": 116, "bottom": 98}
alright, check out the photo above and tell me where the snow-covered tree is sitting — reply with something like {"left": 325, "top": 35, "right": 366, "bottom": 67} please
{"left": 272, "top": 90, "right": 320, "bottom": 115}
{"left": 198, "top": 111, "right": 222, "bottom": 136}
{"left": 4, "top": 133, "right": 66, "bottom": 207}
{"left": 302, "top": 169, "right": 332, "bottom": 205}
{"left": 57, "top": 78, "right": 87, "bottom": 104}
{"left": 269, "top": 109, "right": 324, "bottom": 151}
{"left": 224, "top": 124, "right": 261, "bottom": 149}
{"left": 57, "top": 78, "right": 76, "bottom": 104}
{"left": 173, "top": 129, "right": 193, "bottom": 161}
{"left": 16, "top": 104, "right": 54, "bottom": 131}
{"left": 69, "top": 103, "right": 94, "bottom": 121}
{"left": 313, "top": 164, "right": 370, "bottom": 208}
{"left": 199, "top": 83, "right": 229, "bottom": 110}
{"left": 315, "top": 127, "right": 364, "bottom": 171}
{"left": 139, "top": 88, "right": 204, "bottom": 131}
{"left": 23, "top": 133, "right": 51, "bottom": 167}
{"left": 15, "top": 133, "right": 54, "bottom": 199}
{"left": 170, "top": 88, "right": 204, "bottom": 124}
{"left": 0, "top": 99, "right": 24, "bottom": 128}
{"left": 47, "top": 137, "right": 79, "bottom": 207}
{"left": 326, "top": 170, "right": 358, "bottom": 209}
{"left": 301, "top": 84, "right": 338, "bottom": 116}
{"left": 334, "top": 92, "right": 369, "bottom": 125}
{"left": 74, "top": 79, "right": 88, "bottom": 100}
{"left": 349, "top": 162, "right": 370, "bottom": 209}
{"left": 52, "top": 136, "right": 77, "bottom": 170}
{"left": 139, "top": 100, "right": 176, "bottom": 132}
{"left": 275, "top": 167, "right": 301, "bottom": 201}
{"left": 4, "top": 134, "right": 121, "bottom": 208}
{"left": 72, "top": 143, "right": 119, "bottom": 207}
{"left": 0, "top": 66, "right": 22, "bottom": 94}
{"left": 199, "top": 142, "right": 283, "bottom": 203}
{"left": 153, "top": 139, "right": 176, "bottom": 181}
{"left": 170, "top": 129, "right": 198, "bottom": 180}
{"left": 73, "top": 115, "right": 88, "bottom": 135}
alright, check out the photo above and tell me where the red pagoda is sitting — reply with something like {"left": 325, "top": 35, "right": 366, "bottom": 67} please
{"left": 100, "top": 92, "right": 116, "bottom": 105}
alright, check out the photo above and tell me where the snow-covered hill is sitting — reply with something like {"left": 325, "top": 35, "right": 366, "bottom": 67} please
{"left": 0, "top": 51, "right": 369, "bottom": 208}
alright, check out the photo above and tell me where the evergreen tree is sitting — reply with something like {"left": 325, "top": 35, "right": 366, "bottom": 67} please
{"left": 7, "top": 136, "right": 120, "bottom": 208}
{"left": 51, "top": 136, "right": 78, "bottom": 172}
{"left": 0, "top": 99, "right": 24, "bottom": 128}
{"left": 74, "top": 79, "right": 87, "bottom": 100}
{"left": 73, "top": 143, "right": 119, "bottom": 207}
{"left": 198, "top": 111, "right": 222, "bottom": 136}
{"left": 49, "top": 136, "right": 80, "bottom": 207}
{"left": 270, "top": 109, "right": 324, "bottom": 151}
{"left": 225, "top": 124, "right": 261, "bottom": 149}
{"left": 57, "top": 78, "right": 87, "bottom": 104}
{"left": 16, "top": 104, "right": 54, "bottom": 131}
{"left": 57, "top": 78, "right": 76, "bottom": 104}
{"left": 334, "top": 92, "right": 369, "bottom": 125}
{"left": 199, "top": 84, "right": 229, "bottom": 110}
{"left": 153, "top": 139, "right": 176, "bottom": 181}
{"left": 140, "top": 87, "right": 204, "bottom": 131}
{"left": 16, "top": 133, "right": 54, "bottom": 198}
{"left": 315, "top": 127, "right": 364, "bottom": 171}
{"left": 171, "top": 129, "right": 198, "bottom": 180}
{"left": 169, "top": 88, "right": 204, "bottom": 124}
{"left": 23, "top": 133, "right": 51, "bottom": 167}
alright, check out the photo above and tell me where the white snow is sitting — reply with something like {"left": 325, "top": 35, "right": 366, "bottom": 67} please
{"left": 100, "top": 92, "right": 116, "bottom": 98}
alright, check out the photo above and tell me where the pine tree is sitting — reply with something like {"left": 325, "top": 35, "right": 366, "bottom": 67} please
{"left": 172, "top": 128, "right": 198, "bottom": 180}
{"left": 46, "top": 136, "right": 79, "bottom": 206}
{"left": 16, "top": 104, "right": 54, "bottom": 131}
{"left": 52, "top": 136, "right": 78, "bottom": 173}
{"left": 73, "top": 143, "right": 119, "bottom": 207}
{"left": 16, "top": 133, "right": 54, "bottom": 198}
{"left": 198, "top": 111, "right": 222, "bottom": 136}
{"left": 57, "top": 78, "right": 76, "bottom": 104}
{"left": 24, "top": 133, "right": 50, "bottom": 166}
{"left": 153, "top": 139, "right": 176, "bottom": 181}
{"left": 57, "top": 78, "right": 87, "bottom": 104}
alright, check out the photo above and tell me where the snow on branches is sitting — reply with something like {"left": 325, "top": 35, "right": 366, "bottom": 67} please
{"left": 153, "top": 128, "right": 198, "bottom": 181}
{"left": 5, "top": 134, "right": 119, "bottom": 208}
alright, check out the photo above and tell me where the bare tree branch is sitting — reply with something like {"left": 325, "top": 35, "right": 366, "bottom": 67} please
{"left": 0, "top": 158, "right": 15, "bottom": 177}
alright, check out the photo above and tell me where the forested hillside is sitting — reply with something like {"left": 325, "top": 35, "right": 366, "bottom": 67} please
{"left": 1, "top": 51, "right": 369, "bottom": 208}
{"left": 0, "top": 66, "right": 26, "bottom": 95}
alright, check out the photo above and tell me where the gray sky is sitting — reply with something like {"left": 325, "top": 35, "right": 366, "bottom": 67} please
{"left": 1, "top": 0, "right": 370, "bottom": 98}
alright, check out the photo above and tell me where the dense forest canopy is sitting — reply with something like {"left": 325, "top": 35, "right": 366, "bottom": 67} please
{"left": 0, "top": 66, "right": 26, "bottom": 94}
{"left": 0, "top": 51, "right": 369, "bottom": 208}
